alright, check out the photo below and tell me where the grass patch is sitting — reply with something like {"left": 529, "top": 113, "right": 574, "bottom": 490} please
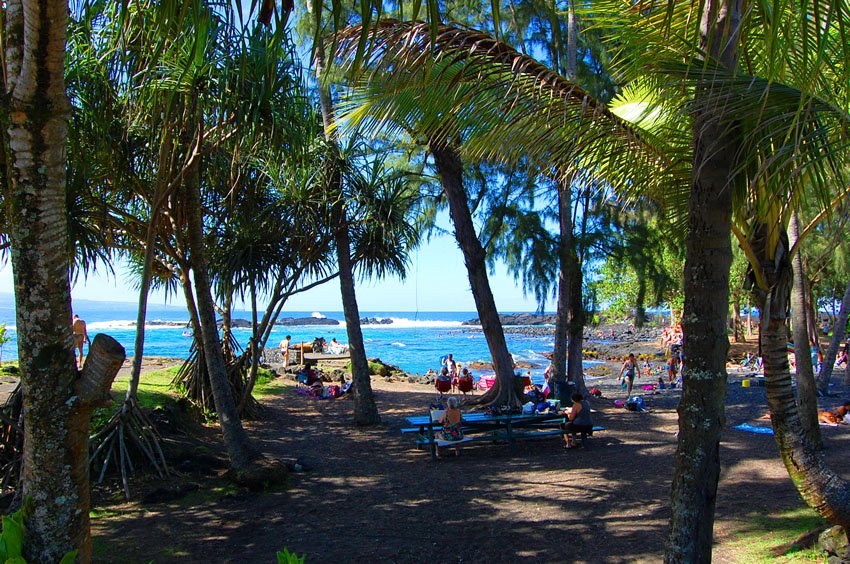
{"left": 92, "top": 366, "right": 181, "bottom": 432}
{"left": 729, "top": 507, "right": 828, "bottom": 562}
{"left": 254, "top": 368, "right": 291, "bottom": 398}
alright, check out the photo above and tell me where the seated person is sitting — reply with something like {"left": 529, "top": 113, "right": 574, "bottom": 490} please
{"left": 457, "top": 368, "right": 474, "bottom": 394}
{"left": 435, "top": 367, "right": 452, "bottom": 396}
{"left": 818, "top": 401, "right": 850, "bottom": 424}
{"left": 328, "top": 338, "right": 348, "bottom": 354}
{"left": 437, "top": 397, "right": 464, "bottom": 456}
{"left": 563, "top": 392, "right": 594, "bottom": 449}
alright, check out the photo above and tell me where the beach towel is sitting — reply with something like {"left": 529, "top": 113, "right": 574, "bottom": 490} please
{"left": 732, "top": 422, "right": 774, "bottom": 435}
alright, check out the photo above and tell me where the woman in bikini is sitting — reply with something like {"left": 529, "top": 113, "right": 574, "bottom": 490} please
{"left": 618, "top": 353, "right": 638, "bottom": 397}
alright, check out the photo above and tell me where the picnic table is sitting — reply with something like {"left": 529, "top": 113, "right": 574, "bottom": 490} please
{"left": 403, "top": 411, "right": 570, "bottom": 460}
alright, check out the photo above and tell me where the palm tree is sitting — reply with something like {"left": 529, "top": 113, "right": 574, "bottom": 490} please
{"left": 1, "top": 1, "right": 128, "bottom": 560}
{"left": 329, "top": 5, "right": 850, "bottom": 557}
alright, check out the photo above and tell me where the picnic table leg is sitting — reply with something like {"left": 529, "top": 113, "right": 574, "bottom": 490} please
{"left": 507, "top": 419, "right": 515, "bottom": 453}
{"left": 429, "top": 424, "right": 437, "bottom": 461}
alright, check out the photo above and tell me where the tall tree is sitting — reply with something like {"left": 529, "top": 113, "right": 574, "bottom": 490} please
{"left": 1, "top": 0, "right": 125, "bottom": 559}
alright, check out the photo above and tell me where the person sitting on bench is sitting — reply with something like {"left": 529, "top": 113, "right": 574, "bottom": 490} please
{"left": 437, "top": 397, "right": 464, "bottom": 457}
{"left": 563, "top": 393, "right": 594, "bottom": 449}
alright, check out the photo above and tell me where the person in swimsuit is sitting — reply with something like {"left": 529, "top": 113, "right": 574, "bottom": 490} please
{"left": 437, "top": 396, "right": 464, "bottom": 457}
{"left": 72, "top": 315, "right": 89, "bottom": 369}
{"left": 666, "top": 356, "right": 679, "bottom": 385}
{"left": 618, "top": 353, "right": 638, "bottom": 397}
{"left": 279, "top": 335, "right": 291, "bottom": 366}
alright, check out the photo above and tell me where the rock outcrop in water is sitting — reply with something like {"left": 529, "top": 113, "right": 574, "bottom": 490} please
{"left": 275, "top": 317, "right": 340, "bottom": 326}
{"left": 360, "top": 317, "right": 393, "bottom": 325}
{"left": 463, "top": 313, "right": 558, "bottom": 326}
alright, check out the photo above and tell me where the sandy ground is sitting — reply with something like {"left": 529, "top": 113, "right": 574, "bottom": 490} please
{"left": 86, "top": 337, "right": 850, "bottom": 563}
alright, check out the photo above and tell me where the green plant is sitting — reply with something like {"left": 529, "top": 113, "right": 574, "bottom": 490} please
{"left": 276, "top": 548, "right": 305, "bottom": 564}
{"left": 0, "top": 324, "right": 10, "bottom": 365}
{"left": 0, "top": 503, "right": 77, "bottom": 563}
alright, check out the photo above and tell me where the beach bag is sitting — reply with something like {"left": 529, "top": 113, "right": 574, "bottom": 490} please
{"left": 626, "top": 396, "right": 645, "bottom": 411}
{"left": 589, "top": 387, "right": 602, "bottom": 397}
{"left": 522, "top": 401, "right": 535, "bottom": 414}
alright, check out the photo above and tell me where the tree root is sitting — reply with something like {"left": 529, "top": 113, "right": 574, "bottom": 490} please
{"left": 0, "top": 383, "right": 22, "bottom": 495}
{"left": 89, "top": 397, "right": 169, "bottom": 499}
{"left": 173, "top": 338, "right": 262, "bottom": 419}
{"left": 229, "top": 455, "right": 288, "bottom": 491}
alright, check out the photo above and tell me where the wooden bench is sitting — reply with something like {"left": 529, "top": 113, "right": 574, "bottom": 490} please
{"left": 402, "top": 410, "right": 604, "bottom": 459}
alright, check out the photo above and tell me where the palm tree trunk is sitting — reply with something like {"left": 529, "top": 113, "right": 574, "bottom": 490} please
{"left": 335, "top": 204, "right": 381, "bottom": 424}
{"left": 184, "top": 161, "right": 259, "bottom": 471}
{"left": 311, "top": 30, "right": 381, "bottom": 425}
{"left": 552, "top": 179, "right": 571, "bottom": 397}
{"left": 760, "top": 268, "right": 850, "bottom": 530}
{"left": 430, "top": 140, "right": 519, "bottom": 407}
{"left": 789, "top": 212, "right": 821, "bottom": 448}
{"left": 818, "top": 278, "right": 850, "bottom": 392}
{"left": 666, "top": 0, "right": 741, "bottom": 559}
{"left": 3, "top": 2, "right": 123, "bottom": 560}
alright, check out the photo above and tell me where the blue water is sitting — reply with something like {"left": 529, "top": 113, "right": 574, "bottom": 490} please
{"left": 0, "top": 294, "right": 580, "bottom": 382}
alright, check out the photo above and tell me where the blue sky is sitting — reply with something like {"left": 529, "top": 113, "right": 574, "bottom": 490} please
{"left": 0, "top": 217, "right": 554, "bottom": 313}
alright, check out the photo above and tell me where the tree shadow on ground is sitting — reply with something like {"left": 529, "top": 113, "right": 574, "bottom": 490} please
{"left": 90, "top": 377, "right": 850, "bottom": 563}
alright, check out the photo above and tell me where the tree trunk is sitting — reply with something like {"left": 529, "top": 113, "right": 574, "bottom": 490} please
{"left": 184, "top": 161, "right": 259, "bottom": 471}
{"left": 2, "top": 1, "right": 123, "bottom": 560}
{"left": 732, "top": 299, "right": 744, "bottom": 343}
{"left": 311, "top": 30, "right": 380, "bottom": 425}
{"left": 634, "top": 274, "right": 647, "bottom": 328}
{"left": 335, "top": 205, "right": 381, "bottom": 424}
{"left": 788, "top": 212, "right": 821, "bottom": 448}
{"left": 665, "top": 0, "right": 741, "bottom": 559}
{"left": 552, "top": 178, "right": 571, "bottom": 397}
{"left": 430, "top": 140, "right": 519, "bottom": 408}
{"left": 759, "top": 263, "right": 850, "bottom": 530}
{"left": 818, "top": 277, "right": 850, "bottom": 392}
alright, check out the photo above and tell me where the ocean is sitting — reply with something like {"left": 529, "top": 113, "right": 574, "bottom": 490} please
{"left": 0, "top": 294, "right": 577, "bottom": 383}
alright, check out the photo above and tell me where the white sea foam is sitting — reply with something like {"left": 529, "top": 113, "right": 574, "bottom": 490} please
{"left": 87, "top": 320, "right": 184, "bottom": 330}
{"left": 311, "top": 311, "right": 326, "bottom": 319}
{"left": 362, "top": 317, "right": 464, "bottom": 329}
{"left": 391, "top": 342, "right": 407, "bottom": 347}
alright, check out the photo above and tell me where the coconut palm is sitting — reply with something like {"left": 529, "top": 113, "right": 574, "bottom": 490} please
{"left": 329, "top": 3, "right": 850, "bottom": 556}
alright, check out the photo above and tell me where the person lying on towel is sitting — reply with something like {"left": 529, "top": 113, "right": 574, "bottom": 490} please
{"left": 818, "top": 401, "right": 850, "bottom": 424}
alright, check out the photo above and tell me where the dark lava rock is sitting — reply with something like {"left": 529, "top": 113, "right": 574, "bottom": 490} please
{"left": 276, "top": 317, "right": 340, "bottom": 326}
{"left": 463, "top": 313, "right": 558, "bottom": 326}
{"left": 360, "top": 317, "right": 393, "bottom": 325}
{"left": 142, "top": 482, "right": 200, "bottom": 504}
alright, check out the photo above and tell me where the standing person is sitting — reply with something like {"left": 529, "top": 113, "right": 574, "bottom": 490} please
{"left": 666, "top": 356, "right": 679, "bottom": 385}
{"left": 618, "top": 353, "right": 638, "bottom": 397}
{"left": 445, "top": 354, "right": 457, "bottom": 377}
{"left": 72, "top": 314, "right": 89, "bottom": 369}
{"left": 279, "top": 335, "right": 291, "bottom": 367}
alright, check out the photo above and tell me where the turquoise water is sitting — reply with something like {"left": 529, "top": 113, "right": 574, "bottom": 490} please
{"left": 0, "top": 295, "right": 577, "bottom": 382}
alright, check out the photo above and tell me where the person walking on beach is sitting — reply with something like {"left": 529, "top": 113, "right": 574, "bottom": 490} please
{"left": 618, "top": 353, "right": 638, "bottom": 397}
{"left": 666, "top": 356, "right": 679, "bottom": 385}
{"left": 279, "top": 335, "right": 291, "bottom": 367}
{"left": 72, "top": 314, "right": 89, "bottom": 369}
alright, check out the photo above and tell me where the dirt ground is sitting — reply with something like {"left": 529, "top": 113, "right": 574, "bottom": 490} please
{"left": 89, "top": 339, "right": 850, "bottom": 564}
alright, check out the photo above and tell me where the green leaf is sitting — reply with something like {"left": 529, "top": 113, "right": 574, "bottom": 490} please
{"left": 59, "top": 549, "right": 78, "bottom": 564}
{"left": 0, "top": 515, "right": 23, "bottom": 559}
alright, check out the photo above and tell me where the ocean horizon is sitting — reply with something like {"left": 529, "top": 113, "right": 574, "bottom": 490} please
{"left": 0, "top": 294, "right": 564, "bottom": 379}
